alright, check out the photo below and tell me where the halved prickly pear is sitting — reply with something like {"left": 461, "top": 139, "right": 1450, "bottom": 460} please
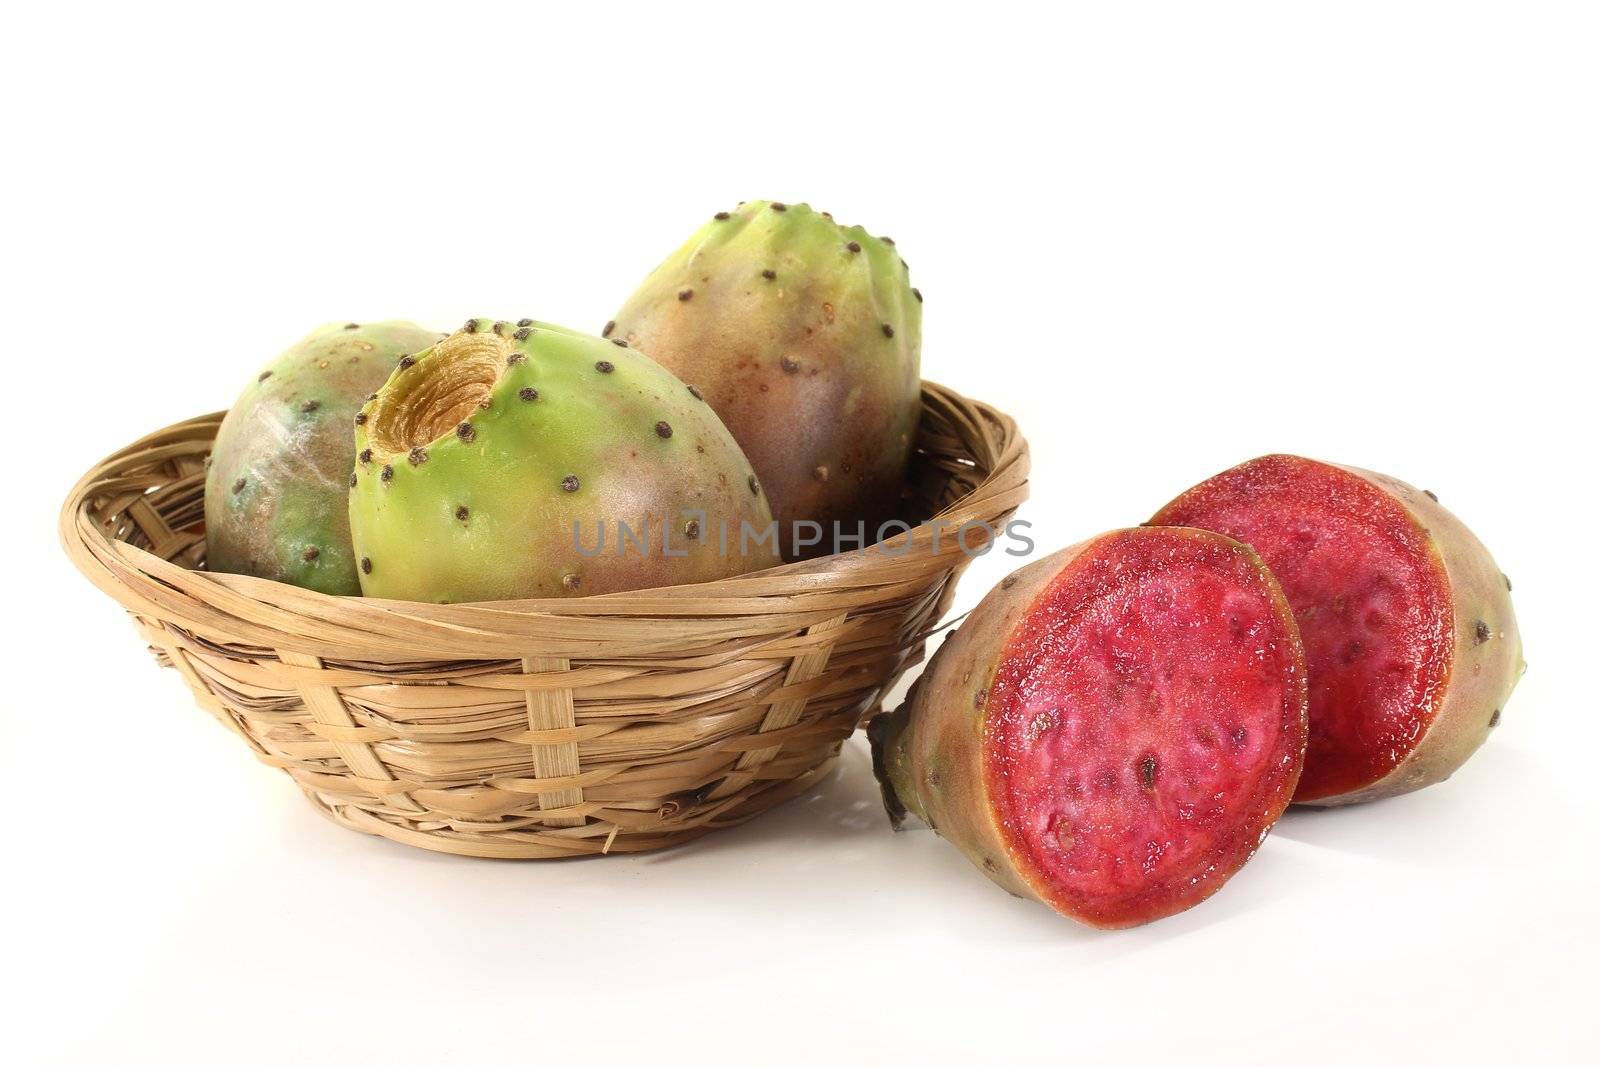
{"left": 1151, "top": 454, "right": 1523, "bottom": 805}
{"left": 348, "top": 318, "right": 779, "bottom": 603}
{"left": 870, "top": 527, "right": 1308, "bottom": 929}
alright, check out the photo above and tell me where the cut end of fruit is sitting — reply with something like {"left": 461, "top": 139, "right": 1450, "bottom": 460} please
{"left": 985, "top": 527, "right": 1307, "bottom": 928}
{"left": 367, "top": 330, "right": 509, "bottom": 455}
{"left": 1152, "top": 455, "right": 1453, "bottom": 802}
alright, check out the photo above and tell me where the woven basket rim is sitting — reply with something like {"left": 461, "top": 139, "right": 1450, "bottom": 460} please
{"left": 62, "top": 380, "right": 1029, "bottom": 659}
{"left": 59, "top": 380, "right": 1029, "bottom": 857}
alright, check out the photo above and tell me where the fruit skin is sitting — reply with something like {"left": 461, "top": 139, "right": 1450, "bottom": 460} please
{"left": 1152, "top": 455, "right": 1524, "bottom": 806}
{"left": 205, "top": 320, "right": 442, "bottom": 595}
{"left": 349, "top": 318, "right": 780, "bottom": 603}
{"left": 607, "top": 200, "right": 922, "bottom": 559}
{"left": 870, "top": 527, "right": 1308, "bottom": 929}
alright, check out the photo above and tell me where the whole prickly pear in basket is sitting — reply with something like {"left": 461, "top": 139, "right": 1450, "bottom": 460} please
{"left": 607, "top": 200, "right": 922, "bottom": 559}
{"left": 1152, "top": 454, "right": 1524, "bottom": 805}
{"left": 348, "top": 318, "right": 780, "bottom": 603}
{"left": 206, "top": 320, "right": 441, "bottom": 595}
{"left": 871, "top": 527, "right": 1309, "bottom": 929}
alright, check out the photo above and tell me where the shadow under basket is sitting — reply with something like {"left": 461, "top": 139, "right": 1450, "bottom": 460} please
{"left": 61, "top": 382, "right": 1028, "bottom": 858}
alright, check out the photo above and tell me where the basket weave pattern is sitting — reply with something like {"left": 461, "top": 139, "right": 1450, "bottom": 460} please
{"left": 62, "top": 383, "right": 1027, "bottom": 858}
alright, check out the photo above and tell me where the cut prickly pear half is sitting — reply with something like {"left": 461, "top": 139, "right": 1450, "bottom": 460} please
{"left": 1151, "top": 454, "right": 1523, "bottom": 805}
{"left": 348, "top": 318, "right": 779, "bottom": 603}
{"left": 871, "top": 527, "right": 1308, "bottom": 929}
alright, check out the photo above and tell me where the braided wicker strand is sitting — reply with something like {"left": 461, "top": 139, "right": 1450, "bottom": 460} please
{"left": 60, "top": 383, "right": 1028, "bottom": 858}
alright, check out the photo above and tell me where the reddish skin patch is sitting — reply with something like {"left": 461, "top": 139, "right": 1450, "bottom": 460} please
{"left": 608, "top": 202, "right": 920, "bottom": 560}
{"left": 985, "top": 532, "right": 1306, "bottom": 927}
{"left": 1152, "top": 455, "right": 1452, "bottom": 801}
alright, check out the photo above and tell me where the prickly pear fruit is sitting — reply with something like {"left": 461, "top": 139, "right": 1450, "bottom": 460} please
{"left": 205, "top": 320, "right": 442, "bottom": 595}
{"left": 1151, "top": 454, "right": 1524, "bottom": 806}
{"left": 608, "top": 200, "right": 922, "bottom": 559}
{"left": 870, "top": 527, "right": 1308, "bottom": 929}
{"left": 349, "top": 318, "right": 780, "bottom": 603}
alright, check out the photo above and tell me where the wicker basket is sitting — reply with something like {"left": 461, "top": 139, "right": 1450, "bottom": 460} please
{"left": 60, "top": 382, "right": 1028, "bottom": 858}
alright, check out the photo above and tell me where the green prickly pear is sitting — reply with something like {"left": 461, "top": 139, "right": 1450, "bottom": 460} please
{"left": 348, "top": 318, "right": 780, "bottom": 603}
{"left": 206, "top": 320, "right": 442, "bottom": 595}
{"left": 607, "top": 200, "right": 922, "bottom": 559}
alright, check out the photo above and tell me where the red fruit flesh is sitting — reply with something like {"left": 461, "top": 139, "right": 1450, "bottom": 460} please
{"left": 985, "top": 531, "right": 1306, "bottom": 927}
{"left": 1152, "top": 456, "right": 1453, "bottom": 802}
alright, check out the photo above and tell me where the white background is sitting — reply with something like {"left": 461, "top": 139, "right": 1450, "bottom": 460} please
{"left": 6, "top": 3, "right": 1597, "bottom": 1064}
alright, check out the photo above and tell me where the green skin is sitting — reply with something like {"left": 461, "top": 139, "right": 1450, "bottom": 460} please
{"left": 350, "top": 318, "right": 780, "bottom": 603}
{"left": 205, "top": 320, "right": 442, "bottom": 595}
{"left": 608, "top": 200, "right": 922, "bottom": 559}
